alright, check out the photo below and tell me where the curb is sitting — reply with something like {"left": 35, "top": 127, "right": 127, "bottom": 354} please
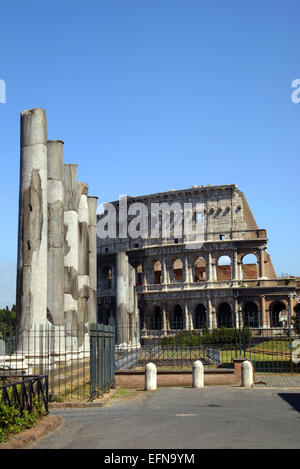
{"left": 0, "top": 415, "right": 63, "bottom": 450}
{"left": 48, "top": 388, "right": 119, "bottom": 408}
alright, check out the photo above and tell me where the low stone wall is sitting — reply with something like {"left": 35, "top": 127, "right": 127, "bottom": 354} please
{"left": 115, "top": 359, "right": 249, "bottom": 390}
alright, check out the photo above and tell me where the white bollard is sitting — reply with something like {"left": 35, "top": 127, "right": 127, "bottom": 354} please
{"left": 192, "top": 360, "right": 204, "bottom": 388}
{"left": 241, "top": 360, "right": 254, "bottom": 387}
{"left": 145, "top": 362, "right": 157, "bottom": 391}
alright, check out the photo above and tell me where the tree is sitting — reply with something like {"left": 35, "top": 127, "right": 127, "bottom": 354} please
{"left": 0, "top": 305, "right": 17, "bottom": 337}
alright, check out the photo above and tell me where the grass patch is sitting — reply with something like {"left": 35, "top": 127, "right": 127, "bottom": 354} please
{"left": 112, "top": 389, "right": 132, "bottom": 399}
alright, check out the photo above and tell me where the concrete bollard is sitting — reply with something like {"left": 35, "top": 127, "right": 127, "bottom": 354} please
{"left": 241, "top": 360, "right": 254, "bottom": 387}
{"left": 145, "top": 363, "right": 157, "bottom": 391}
{"left": 192, "top": 360, "right": 204, "bottom": 388}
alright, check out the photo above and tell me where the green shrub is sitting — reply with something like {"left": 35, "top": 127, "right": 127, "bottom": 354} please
{"left": 0, "top": 400, "right": 44, "bottom": 443}
{"left": 161, "top": 327, "right": 252, "bottom": 348}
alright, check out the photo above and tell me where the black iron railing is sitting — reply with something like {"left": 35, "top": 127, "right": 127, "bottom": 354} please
{"left": 115, "top": 318, "right": 300, "bottom": 374}
{"left": 0, "top": 375, "right": 49, "bottom": 415}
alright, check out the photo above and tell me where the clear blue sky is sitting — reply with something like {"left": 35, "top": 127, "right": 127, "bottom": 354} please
{"left": 0, "top": 0, "right": 299, "bottom": 307}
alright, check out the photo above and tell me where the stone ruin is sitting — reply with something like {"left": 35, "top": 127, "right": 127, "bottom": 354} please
{"left": 2, "top": 107, "right": 98, "bottom": 371}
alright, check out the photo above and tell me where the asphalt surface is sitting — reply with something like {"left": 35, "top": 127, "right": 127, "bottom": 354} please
{"left": 29, "top": 386, "right": 300, "bottom": 449}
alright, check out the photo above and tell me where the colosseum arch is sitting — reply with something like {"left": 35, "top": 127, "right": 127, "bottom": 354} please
{"left": 97, "top": 305, "right": 114, "bottom": 325}
{"left": 217, "top": 255, "right": 232, "bottom": 281}
{"left": 100, "top": 265, "right": 113, "bottom": 290}
{"left": 269, "top": 300, "right": 288, "bottom": 328}
{"left": 173, "top": 258, "right": 183, "bottom": 282}
{"left": 217, "top": 302, "right": 232, "bottom": 327}
{"left": 193, "top": 257, "right": 206, "bottom": 282}
{"left": 194, "top": 303, "right": 207, "bottom": 329}
{"left": 243, "top": 301, "right": 259, "bottom": 328}
{"left": 241, "top": 253, "right": 258, "bottom": 280}
{"left": 153, "top": 260, "right": 162, "bottom": 284}
{"left": 136, "top": 263, "right": 143, "bottom": 285}
{"left": 150, "top": 305, "right": 162, "bottom": 330}
{"left": 172, "top": 304, "right": 184, "bottom": 329}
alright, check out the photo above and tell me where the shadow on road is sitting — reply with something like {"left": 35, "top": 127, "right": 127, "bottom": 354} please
{"left": 278, "top": 393, "right": 300, "bottom": 413}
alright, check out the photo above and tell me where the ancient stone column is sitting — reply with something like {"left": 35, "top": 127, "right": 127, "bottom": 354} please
{"left": 289, "top": 294, "right": 294, "bottom": 321}
{"left": 260, "top": 248, "right": 265, "bottom": 278}
{"left": 63, "top": 164, "right": 79, "bottom": 334}
{"left": 47, "top": 140, "right": 64, "bottom": 326}
{"left": 77, "top": 183, "right": 90, "bottom": 341}
{"left": 87, "top": 196, "right": 98, "bottom": 325}
{"left": 116, "top": 251, "right": 129, "bottom": 347}
{"left": 207, "top": 298, "right": 214, "bottom": 329}
{"left": 208, "top": 252, "right": 213, "bottom": 282}
{"left": 162, "top": 304, "right": 167, "bottom": 334}
{"left": 184, "top": 256, "right": 189, "bottom": 285}
{"left": 261, "top": 295, "right": 267, "bottom": 327}
{"left": 161, "top": 255, "right": 167, "bottom": 285}
{"left": 233, "top": 250, "right": 238, "bottom": 281}
{"left": 185, "top": 304, "right": 190, "bottom": 330}
{"left": 17, "top": 108, "right": 48, "bottom": 332}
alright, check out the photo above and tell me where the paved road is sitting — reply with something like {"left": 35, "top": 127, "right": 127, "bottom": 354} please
{"left": 30, "top": 387, "right": 300, "bottom": 449}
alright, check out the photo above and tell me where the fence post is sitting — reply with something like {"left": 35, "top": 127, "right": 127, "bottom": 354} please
{"left": 145, "top": 362, "right": 157, "bottom": 391}
{"left": 241, "top": 360, "right": 254, "bottom": 387}
{"left": 192, "top": 360, "right": 204, "bottom": 388}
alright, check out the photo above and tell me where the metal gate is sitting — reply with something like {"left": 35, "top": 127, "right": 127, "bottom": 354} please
{"left": 90, "top": 324, "right": 115, "bottom": 399}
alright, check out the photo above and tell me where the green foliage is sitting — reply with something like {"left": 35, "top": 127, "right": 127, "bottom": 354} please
{"left": 0, "top": 304, "right": 17, "bottom": 338}
{"left": 0, "top": 399, "right": 44, "bottom": 444}
{"left": 161, "top": 327, "right": 252, "bottom": 348}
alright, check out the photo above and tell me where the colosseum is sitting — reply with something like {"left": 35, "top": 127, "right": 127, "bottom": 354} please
{"left": 97, "top": 184, "right": 299, "bottom": 347}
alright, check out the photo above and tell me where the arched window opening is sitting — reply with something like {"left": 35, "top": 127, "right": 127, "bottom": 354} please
{"left": 154, "top": 260, "right": 162, "bottom": 285}
{"left": 242, "top": 254, "right": 258, "bottom": 280}
{"left": 244, "top": 302, "right": 259, "bottom": 328}
{"left": 217, "top": 256, "right": 232, "bottom": 281}
{"left": 217, "top": 302, "right": 232, "bottom": 328}
{"left": 98, "top": 306, "right": 113, "bottom": 325}
{"left": 173, "top": 259, "right": 183, "bottom": 282}
{"left": 102, "top": 266, "right": 112, "bottom": 289}
{"left": 151, "top": 306, "right": 162, "bottom": 330}
{"left": 172, "top": 304, "right": 184, "bottom": 330}
{"left": 270, "top": 301, "right": 288, "bottom": 328}
{"left": 194, "top": 257, "right": 206, "bottom": 282}
{"left": 195, "top": 304, "right": 207, "bottom": 329}
{"left": 136, "top": 264, "right": 143, "bottom": 285}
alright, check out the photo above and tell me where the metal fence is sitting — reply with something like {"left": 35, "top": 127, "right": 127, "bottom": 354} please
{"left": 0, "top": 375, "right": 49, "bottom": 415}
{"left": 116, "top": 318, "right": 300, "bottom": 374}
{"left": 0, "top": 324, "right": 115, "bottom": 401}
{"left": 90, "top": 324, "right": 115, "bottom": 399}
